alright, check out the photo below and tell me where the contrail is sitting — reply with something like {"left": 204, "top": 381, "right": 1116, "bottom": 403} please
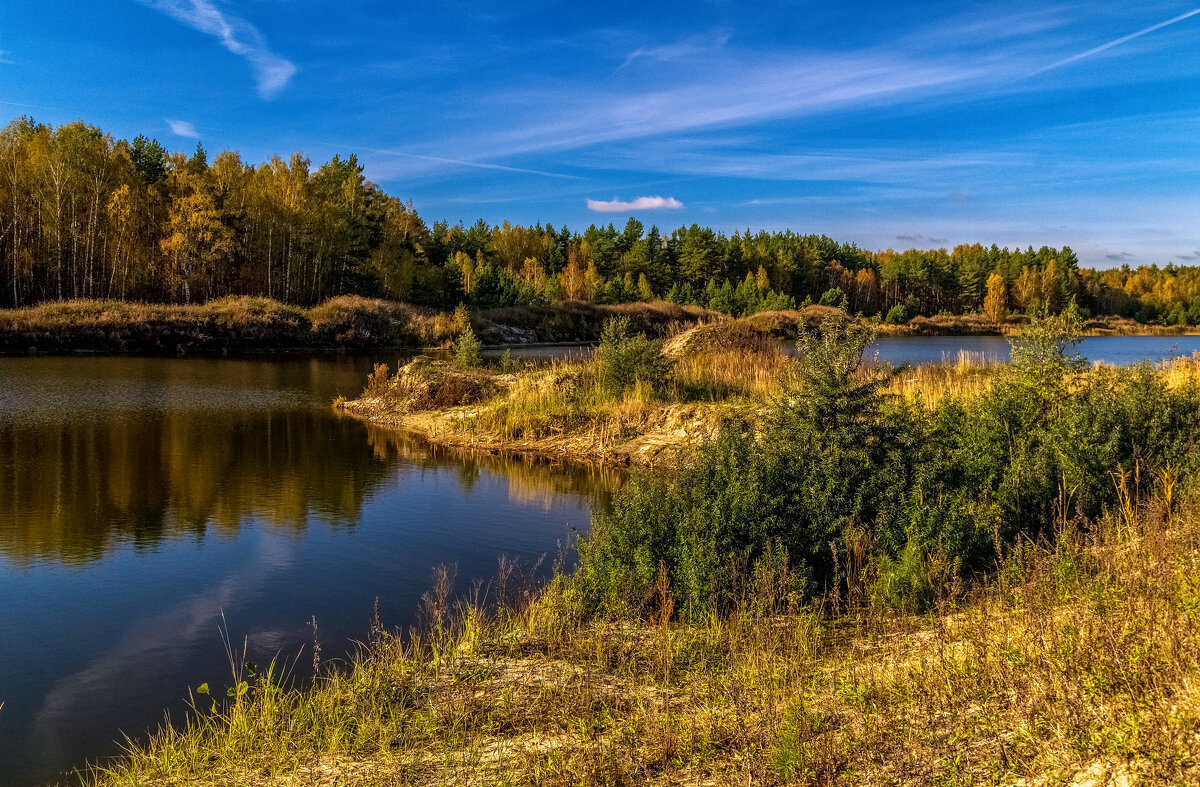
{"left": 387, "top": 152, "right": 587, "bottom": 180}
{"left": 348, "top": 144, "right": 586, "bottom": 181}
{"left": 1036, "top": 7, "right": 1200, "bottom": 74}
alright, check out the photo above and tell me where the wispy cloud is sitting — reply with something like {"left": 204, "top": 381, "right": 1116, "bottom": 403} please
{"left": 475, "top": 52, "right": 993, "bottom": 160}
{"left": 165, "top": 118, "right": 199, "bottom": 138}
{"left": 354, "top": 146, "right": 586, "bottom": 181}
{"left": 0, "top": 50, "right": 13, "bottom": 65}
{"left": 618, "top": 32, "right": 729, "bottom": 70}
{"left": 587, "top": 196, "right": 684, "bottom": 212}
{"left": 1105, "top": 251, "right": 1136, "bottom": 261}
{"left": 140, "top": 0, "right": 296, "bottom": 97}
{"left": 1036, "top": 7, "right": 1200, "bottom": 74}
{"left": 588, "top": 142, "right": 1021, "bottom": 184}
{"left": 896, "top": 233, "right": 949, "bottom": 246}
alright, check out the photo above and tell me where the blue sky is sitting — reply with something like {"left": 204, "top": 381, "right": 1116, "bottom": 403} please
{"left": 2, "top": 1, "right": 1199, "bottom": 267}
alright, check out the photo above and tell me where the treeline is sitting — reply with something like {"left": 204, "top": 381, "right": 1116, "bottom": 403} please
{"left": 5, "top": 117, "right": 1200, "bottom": 323}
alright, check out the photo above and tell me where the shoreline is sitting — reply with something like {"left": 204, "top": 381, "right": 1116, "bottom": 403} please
{"left": 3, "top": 297, "right": 1199, "bottom": 356}
{"left": 339, "top": 395, "right": 722, "bottom": 467}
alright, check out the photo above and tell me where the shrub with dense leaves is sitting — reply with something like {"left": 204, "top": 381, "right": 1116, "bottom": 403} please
{"left": 594, "top": 316, "right": 674, "bottom": 395}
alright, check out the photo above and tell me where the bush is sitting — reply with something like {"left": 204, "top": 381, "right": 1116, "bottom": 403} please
{"left": 453, "top": 324, "right": 481, "bottom": 368}
{"left": 580, "top": 317, "right": 902, "bottom": 617}
{"left": 594, "top": 317, "right": 673, "bottom": 395}
{"left": 884, "top": 304, "right": 909, "bottom": 324}
{"left": 495, "top": 347, "right": 519, "bottom": 373}
{"left": 818, "top": 287, "right": 847, "bottom": 308}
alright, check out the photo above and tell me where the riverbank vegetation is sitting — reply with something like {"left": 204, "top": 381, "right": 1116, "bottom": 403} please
{"left": 85, "top": 316, "right": 1200, "bottom": 784}
{"left": 7, "top": 117, "right": 1200, "bottom": 331}
{"left": 0, "top": 296, "right": 713, "bottom": 354}
{"left": 342, "top": 317, "right": 800, "bottom": 464}
{"left": 342, "top": 311, "right": 1200, "bottom": 465}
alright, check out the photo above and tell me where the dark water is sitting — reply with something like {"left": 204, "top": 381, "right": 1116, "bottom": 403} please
{"left": 0, "top": 352, "right": 616, "bottom": 785}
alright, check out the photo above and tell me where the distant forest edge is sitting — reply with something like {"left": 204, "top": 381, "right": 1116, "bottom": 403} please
{"left": 4, "top": 117, "right": 1200, "bottom": 328}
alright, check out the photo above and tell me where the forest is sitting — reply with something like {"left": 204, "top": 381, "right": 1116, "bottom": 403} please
{"left": 5, "top": 117, "right": 1200, "bottom": 325}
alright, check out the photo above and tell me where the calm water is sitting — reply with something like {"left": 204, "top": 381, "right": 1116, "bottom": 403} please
{"left": 2, "top": 334, "right": 1198, "bottom": 785}
{"left": 867, "top": 334, "right": 1200, "bottom": 366}
{"left": 0, "top": 352, "right": 616, "bottom": 785}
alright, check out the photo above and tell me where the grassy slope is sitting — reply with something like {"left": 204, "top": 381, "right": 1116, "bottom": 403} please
{"left": 342, "top": 322, "right": 797, "bottom": 465}
{"left": 0, "top": 298, "right": 719, "bottom": 355}
{"left": 89, "top": 489, "right": 1200, "bottom": 786}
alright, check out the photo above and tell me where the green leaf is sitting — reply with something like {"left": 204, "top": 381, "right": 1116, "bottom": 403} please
{"left": 196, "top": 683, "right": 209, "bottom": 695}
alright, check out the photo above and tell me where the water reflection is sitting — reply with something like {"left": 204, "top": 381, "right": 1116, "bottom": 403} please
{"left": 0, "top": 355, "right": 615, "bottom": 785}
{"left": 360, "top": 422, "right": 623, "bottom": 508}
{"left": 0, "top": 411, "right": 392, "bottom": 566}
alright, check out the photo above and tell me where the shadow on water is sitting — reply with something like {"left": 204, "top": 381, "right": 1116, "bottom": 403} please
{"left": 0, "top": 355, "right": 617, "bottom": 785}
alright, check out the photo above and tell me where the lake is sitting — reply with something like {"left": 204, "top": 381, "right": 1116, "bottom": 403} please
{"left": 2, "top": 333, "right": 1199, "bottom": 784}
{"left": 0, "top": 352, "right": 616, "bottom": 785}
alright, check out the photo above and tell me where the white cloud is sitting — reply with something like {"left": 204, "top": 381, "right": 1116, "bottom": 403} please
{"left": 140, "top": 0, "right": 296, "bottom": 98}
{"left": 587, "top": 196, "right": 684, "bottom": 212}
{"left": 165, "top": 118, "right": 199, "bottom": 138}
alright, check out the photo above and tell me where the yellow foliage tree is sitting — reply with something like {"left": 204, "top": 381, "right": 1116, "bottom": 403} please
{"left": 984, "top": 272, "right": 1007, "bottom": 321}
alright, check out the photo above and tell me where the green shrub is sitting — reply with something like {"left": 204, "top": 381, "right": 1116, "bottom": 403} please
{"left": 884, "top": 304, "right": 908, "bottom": 324}
{"left": 580, "top": 317, "right": 902, "bottom": 617}
{"left": 818, "top": 287, "right": 847, "bottom": 308}
{"left": 495, "top": 347, "right": 519, "bottom": 373}
{"left": 453, "top": 324, "right": 481, "bottom": 368}
{"left": 593, "top": 316, "right": 673, "bottom": 395}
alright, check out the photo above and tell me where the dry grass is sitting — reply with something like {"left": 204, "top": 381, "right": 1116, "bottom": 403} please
{"left": 88, "top": 482, "right": 1200, "bottom": 786}
{"left": 0, "top": 296, "right": 464, "bottom": 353}
{"left": 1158, "top": 353, "right": 1200, "bottom": 390}
{"left": 666, "top": 321, "right": 797, "bottom": 400}
{"left": 883, "top": 351, "right": 1006, "bottom": 407}
{"left": 345, "top": 321, "right": 792, "bottom": 464}
{"left": 359, "top": 358, "right": 500, "bottom": 412}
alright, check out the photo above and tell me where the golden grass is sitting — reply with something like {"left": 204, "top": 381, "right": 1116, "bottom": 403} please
{"left": 88, "top": 483, "right": 1200, "bottom": 786}
{"left": 1158, "top": 353, "right": 1200, "bottom": 390}
{"left": 0, "top": 295, "right": 464, "bottom": 351}
{"left": 882, "top": 350, "right": 1006, "bottom": 407}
